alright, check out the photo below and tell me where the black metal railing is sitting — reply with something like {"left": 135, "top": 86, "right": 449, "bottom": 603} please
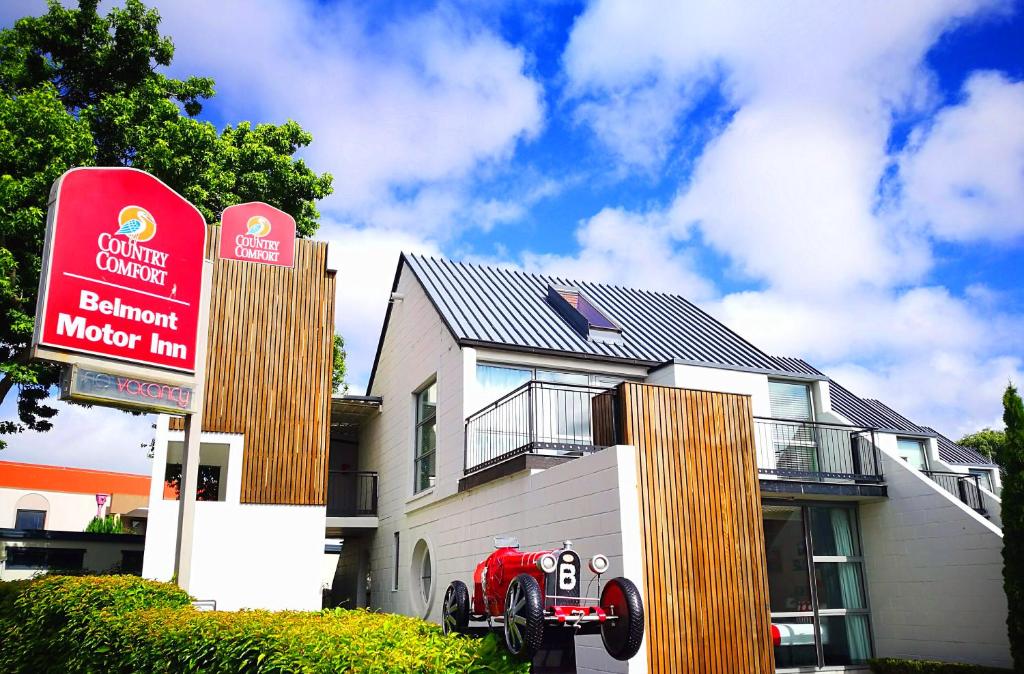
{"left": 922, "top": 470, "right": 987, "bottom": 515}
{"left": 754, "top": 417, "right": 883, "bottom": 483}
{"left": 464, "top": 380, "right": 618, "bottom": 474}
{"left": 326, "top": 470, "right": 378, "bottom": 516}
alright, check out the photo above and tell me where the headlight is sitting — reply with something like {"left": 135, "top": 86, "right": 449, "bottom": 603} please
{"left": 537, "top": 554, "right": 558, "bottom": 574}
{"left": 589, "top": 554, "right": 609, "bottom": 575}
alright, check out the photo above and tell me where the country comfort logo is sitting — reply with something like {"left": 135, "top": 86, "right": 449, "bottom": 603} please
{"left": 233, "top": 214, "right": 282, "bottom": 262}
{"left": 116, "top": 205, "right": 157, "bottom": 242}
{"left": 246, "top": 215, "right": 272, "bottom": 237}
{"left": 95, "top": 204, "right": 169, "bottom": 286}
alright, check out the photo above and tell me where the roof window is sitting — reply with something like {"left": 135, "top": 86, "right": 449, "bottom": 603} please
{"left": 547, "top": 285, "right": 623, "bottom": 344}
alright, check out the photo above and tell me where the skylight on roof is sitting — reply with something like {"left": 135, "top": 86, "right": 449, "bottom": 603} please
{"left": 547, "top": 286, "right": 623, "bottom": 344}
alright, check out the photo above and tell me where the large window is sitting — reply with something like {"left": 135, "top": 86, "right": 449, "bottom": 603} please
{"left": 763, "top": 503, "right": 872, "bottom": 670}
{"left": 414, "top": 381, "right": 437, "bottom": 493}
{"left": 769, "top": 380, "right": 814, "bottom": 421}
{"left": 15, "top": 509, "right": 46, "bottom": 530}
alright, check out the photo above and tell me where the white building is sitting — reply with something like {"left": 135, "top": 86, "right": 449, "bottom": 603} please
{"left": 144, "top": 252, "right": 1011, "bottom": 672}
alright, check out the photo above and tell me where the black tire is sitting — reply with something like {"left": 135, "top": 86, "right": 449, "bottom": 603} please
{"left": 442, "top": 581, "right": 470, "bottom": 635}
{"left": 503, "top": 573, "right": 544, "bottom": 660}
{"left": 600, "top": 577, "right": 645, "bottom": 660}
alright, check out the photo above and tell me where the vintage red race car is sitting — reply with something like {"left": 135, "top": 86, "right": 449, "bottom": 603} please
{"left": 441, "top": 537, "right": 644, "bottom": 661}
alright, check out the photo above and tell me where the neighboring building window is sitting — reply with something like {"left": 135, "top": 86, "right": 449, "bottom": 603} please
{"left": 6, "top": 547, "right": 85, "bottom": 571}
{"left": 120, "top": 549, "right": 144, "bottom": 575}
{"left": 763, "top": 503, "right": 872, "bottom": 669}
{"left": 392, "top": 532, "right": 400, "bottom": 591}
{"left": 969, "top": 468, "right": 994, "bottom": 492}
{"left": 414, "top": 381, "right": 438, "bottom": 493}
{"left": 769, "top": 380, "right": 814, "bottom": 420}
{"left": 896, "top": 438, "right": 929, "bottom": 470}
{"left": 15, "top": 509, "right": 46, "bottom": 530}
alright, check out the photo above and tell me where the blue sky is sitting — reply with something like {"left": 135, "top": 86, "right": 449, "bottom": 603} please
{"left": 2, "top": 0, "right": 1023, "bottom": 473}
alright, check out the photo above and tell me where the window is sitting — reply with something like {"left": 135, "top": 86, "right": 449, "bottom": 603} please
{"left": 763, "top": 503, "right": 872, "bottom": 669}
{"left": 414, "top": 381, "right": 437, "bottom": 493}
{"left": 969, "top": 468, "right": 994, "bottom": 492}
{"left": 769, "top": 380, "right": 814, "bottom": 421}
{"left": 546, "top": 285, "right": 621, "bottom": 343}
{"left": 120, "top": 549, "right": 144, "bottom": 575}
{"left": 6, "top": 546, "right": 85, "bottom": 571}
{"left": 15, "top": 509, "right": 46, "bottom": 530}
{"left": 392, "top": 532, "right": 400, "bottom": 591}
{"left": 414, "top": 540, "right": 433, "bottom": 606}
{"left": 164, "top": 464, "right": 222, "bottom": 501}
{"left": 896, "top": 438, "right": 928, "bottom": 470}
{"left": 768, "top": 381, "right": 818, "bottom": 475}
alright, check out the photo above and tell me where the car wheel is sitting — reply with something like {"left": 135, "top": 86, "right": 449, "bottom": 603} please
{"left": 442, "top": 581, "right": 470, "bottom": 635}
{"left": 600, "top": 577, "right": 645, "bottom": 660}
{"left": 503, "top": 573, "right": 544, "bottom": 660}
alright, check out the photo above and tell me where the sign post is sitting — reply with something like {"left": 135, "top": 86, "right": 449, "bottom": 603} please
{"left": 31, "top": 167, "right": 209, "bottom": 593}
{"left": 172, "top": 259, "right": 212, "bottom": 589}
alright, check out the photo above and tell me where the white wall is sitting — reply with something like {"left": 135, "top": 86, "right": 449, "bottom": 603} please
{"left": 860, "top": 448, "right": 1010, "bottom": 668}
{"left": 143, "top": 417, "right": 327, "bottom": 611}
{"left": 0, "top": 487, "right": 109, "bottom": 532}
{"left": 645, "top": 362, "right": 776, "bottom": 417}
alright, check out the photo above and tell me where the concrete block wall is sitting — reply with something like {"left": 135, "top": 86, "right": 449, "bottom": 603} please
{"left": 366, "top": 445, "right": 646, "bottom": 674}
{"left": 860, "top": 448, "right": 1010, "bottom": 668}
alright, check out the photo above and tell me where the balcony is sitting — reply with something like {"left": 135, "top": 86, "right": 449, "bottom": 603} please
{"left": 754, "top": 417, "right": 883, "bottom": 485}
{"left": 326, "top": 470, "right": 378, "bottom": 517}
{"left": 921, "top": 470, "right": 988, "bottom": 515}
{"left": 463, "top": 380, "right": 618, "bottom": 479}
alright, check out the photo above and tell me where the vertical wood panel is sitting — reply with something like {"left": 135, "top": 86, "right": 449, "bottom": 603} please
{"left": 619, "top": 382, "right": 774, "bottom": 674}
{"left": 172, "top": 227, "right": 335, "bottom": 505}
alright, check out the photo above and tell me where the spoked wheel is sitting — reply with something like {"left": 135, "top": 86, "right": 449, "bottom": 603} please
{"left": 600, "top": 577, "right": 645, "bottom": 660}
{"left": 503, "top": 573, "right": 544, "bottom": 660}
{"left": 441, "top": 581, "right": 470, "bottom": 635}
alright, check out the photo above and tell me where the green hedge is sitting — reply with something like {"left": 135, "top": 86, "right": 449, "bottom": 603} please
{"left": 869, "top": 657, "right": 1014, "bottom": 674}
{"left": 0, "top": 576, "right": 529, "bottom": 674}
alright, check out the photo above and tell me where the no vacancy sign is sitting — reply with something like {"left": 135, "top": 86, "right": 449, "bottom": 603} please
{"left": 32, "top": 167, "right": 207, "bottom": 374}
{"left": 218, "top": 201, "right": 296, "bottom": 267}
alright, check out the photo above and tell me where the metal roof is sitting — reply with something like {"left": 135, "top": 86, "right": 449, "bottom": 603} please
{"left": 926, "top": 428, "right": 995, "bottom": 466}
{"left": 400, "top": 253, "right": 794, "bottom": 371}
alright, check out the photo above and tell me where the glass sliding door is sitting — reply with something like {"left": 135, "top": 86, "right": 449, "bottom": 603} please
{"left": 763, "top": 502, "right": 873, "bottom": 671}
{"left": 763, "top": 505, "right": 818, "bottom": 668}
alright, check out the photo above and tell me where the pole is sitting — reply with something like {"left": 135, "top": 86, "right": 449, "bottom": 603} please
{"left": 173, "top": 259, "right": 213, "bottom": 590}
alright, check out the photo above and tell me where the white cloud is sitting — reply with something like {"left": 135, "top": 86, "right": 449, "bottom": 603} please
{"left": 0, "top": 398, "right": 154, "bottom": 474}
{"left": 321, "top": 222, "right": 443, "bottom": 393}
{"left": 519, "top": 206, "right": 715, "bottom": 300}
{"left": 554, "top": 0, "right": 1022, "bottom": 436}
{"left": 898, "top": 71, "right": 1024, "bottom": 242}
{"left": 155, "top": 0, "right": 544, "bottom": 231}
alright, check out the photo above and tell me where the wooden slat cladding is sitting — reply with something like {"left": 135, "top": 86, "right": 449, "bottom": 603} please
{"left": 618, "top": 382, "right": 774, "bottom": 674}
{"left": 172, "top": 227, "right": 335, "bottom": 505}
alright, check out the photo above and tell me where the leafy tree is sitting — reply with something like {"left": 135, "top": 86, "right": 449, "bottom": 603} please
{"left": 0, "top": 0, "right": 334, "bottom": 448}
{"left": 85, "top": 513, "right": 129, "bottom": 534}
{"left": 1003, "top": 383, "right": 1024, "bottom": 670}
{"left": 958, "top": 427, "right": 1007, "bottom": 464}
{"left": 332, "top": 334, "right": 348, "bottom": 394}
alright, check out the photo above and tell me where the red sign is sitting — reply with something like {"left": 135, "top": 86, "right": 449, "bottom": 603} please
{"left": 33, "top": 168, "right": 207, "bottom": 373}
{"left": 218, "top": 202, "right": 296, "bottom": 267}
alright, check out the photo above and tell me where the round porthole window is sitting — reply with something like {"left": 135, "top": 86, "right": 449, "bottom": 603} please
{"left": 411, "top": 538, "right": 434, "bottom": 617}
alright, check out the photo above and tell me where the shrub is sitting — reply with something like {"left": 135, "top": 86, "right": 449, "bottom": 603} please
{"left": 0, "top": 575, "right": 529, "bottom": 674}
{"left": 84, "top": 513, "right": 130, "bottom": 534}
{"left": 869, "top": 657, "right": 1014, "bottom": 674}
